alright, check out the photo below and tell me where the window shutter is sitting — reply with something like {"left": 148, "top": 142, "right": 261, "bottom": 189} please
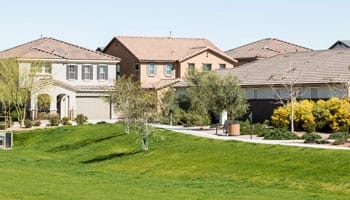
{"left": 66, "top": 65, "right": 69, "bottom": 80}
{"left": 75, "top": 65, "right": 78, "bottom": 80}
{"left": 82, "top": 66, "right": 84, "bottom": 80}
{"left": 97, "top": 66, "right": 100, "bottom": 80}
{"left": 90, "top": 66, "right": 93, "bottom": 80}
{"left": 163, "top": 65, "right": 166, "bottom": 76}
{"left": 104, "top": 66, "right": 108, "bottom": 80}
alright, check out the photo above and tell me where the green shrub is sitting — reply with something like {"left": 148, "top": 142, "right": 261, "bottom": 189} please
{"left": 49, "top": 114, "right": 60, "bottom": 126}
{"left": 328, "top": 132, "right": 349, "bottom": 145}
{"left": 61, "top": 117, "right": 71, "bottom": 125}
{"left": 75, "top": 114, "right": 88, "bottom": 125}
{"left": 263, "top": 128, "right": 299, "bottom": 140}
{"left": 34, "top": 120, "right": 41, "bottom": 126}
{"left": 302, "top": 121, "right": 316, "bottom": 133}
{"left": 24, "top": 119, "right": 33, "bottom": 128}
{"left": 37, "top": 112, "right": 49, "bottom": 120}
{"left": 240, "top": 122, "right": 271, "bottom": 137}
{"left": 0, "top": 123, "right": 6, "bottom": 130}
{"left": 96, "top": 121, "right": 107, "bottom": 124}
{"left": 301, "top": 133, "right": 322, "bottom": 143}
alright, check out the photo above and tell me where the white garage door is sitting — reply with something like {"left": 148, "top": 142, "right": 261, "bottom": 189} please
{"left": 76, "top": 97, "right": 110, "bottom": 120}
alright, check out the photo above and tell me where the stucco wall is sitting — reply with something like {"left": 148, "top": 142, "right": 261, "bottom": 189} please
{"left": 179, "top": 51, "right": 234, "bottom": 78}
{"left": 139, "top": 63, "right": 176, "bottom": 87}
{"left": 103, "top": 39, "right": 139, "bottom": 80}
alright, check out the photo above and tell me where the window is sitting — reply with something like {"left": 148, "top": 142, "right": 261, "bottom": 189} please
{"left": 188, "top": 63, "right": 195, "bottom": 75}
{"left": 202, "top": 63, "right": 212, "bottom": 72}
{"left": 164, "top": 64, "right": 174, "bottom": 76}
{"left": 31, "top": 64, "right": 51, "bottom": 74}
{"left": 98, "top": 65, "right": 108, "bottom": 80}
{"left": 274, "top": 88, "right": 282, "bottom": 99}
{"left": 311, "top": 88, "right": 318, "bottom": 99}
{"left": 135, "top": 64, "right": 140, "bottom": 72}
{"left": 219, "top": 64, "right": 226, "bottom": 69}
{"left": 82, "top": 65, "right": 93, "bottom": 80}
{"left": 147, "top": 63, "right": 157, "bottom": 76}
{"left": 116, "top": 64, "right": 121, "bottom": 78}
{"left": 67, "top": 65, "right": 77, "bottom": 80}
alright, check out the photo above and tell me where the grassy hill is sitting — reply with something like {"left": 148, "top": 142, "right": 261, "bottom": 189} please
{"left": 0, "top": 123, "right": 350, "bottom": 199}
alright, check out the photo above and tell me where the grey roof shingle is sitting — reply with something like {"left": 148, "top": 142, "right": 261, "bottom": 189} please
{"left": 218, "top": 49, "right": 350, "bottom": 86}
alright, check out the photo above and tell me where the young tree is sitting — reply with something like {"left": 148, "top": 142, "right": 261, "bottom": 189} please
{"left": 110, "top": 76, "right": 157, "bottom": 151}
{"left": 159, "top": 87, "right": 178, "bottom": 125}
{"left": 267, "top": 64, "right": 304, "bottom": 133}
{"left": 0, "top": 58, "right": 50, "bottom": 127}
{"left": 186, "top": 71, "right": 248, "bottom": 123}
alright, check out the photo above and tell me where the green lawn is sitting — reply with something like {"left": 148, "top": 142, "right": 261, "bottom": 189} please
{"left": 0, "top": 124, "right": 350, "bottom": 199}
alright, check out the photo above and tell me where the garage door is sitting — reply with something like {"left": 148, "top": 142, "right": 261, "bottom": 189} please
{"left": 76, "top": 97, "right": 110, "bottom": 120}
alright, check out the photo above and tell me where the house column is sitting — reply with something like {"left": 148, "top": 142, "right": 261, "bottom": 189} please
{"left": 30, "top": 93, "right": 38, "bottom": 120}
{"left": 50, "top": 95, "right": 57, "bottom": 114}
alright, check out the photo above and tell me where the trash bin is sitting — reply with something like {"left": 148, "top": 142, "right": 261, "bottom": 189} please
{"left": 227, "top": 121, "right": 240, "bottom": 136}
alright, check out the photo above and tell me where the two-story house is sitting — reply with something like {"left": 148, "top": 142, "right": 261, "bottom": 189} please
{"left": 102, "top": 36, "right": 237, "bottom": 91}
{"left": 0, "top": 37, "right": 120, "bottom": 121}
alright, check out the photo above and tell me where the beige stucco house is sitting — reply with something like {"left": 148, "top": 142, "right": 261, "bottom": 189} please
{"left": 102, "top": 36, "right": 237, "bottom": 90}
{"left": 0, "top": 37, "right": 121, "bottom": 121}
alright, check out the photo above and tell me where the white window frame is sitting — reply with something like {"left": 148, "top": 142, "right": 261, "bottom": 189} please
{"left": 82, "top": 65, "right": 92, "bottom": 80}
{"left": 147, "top": 63, "right": 157, "bottom": 76}
{"left": 98, "top": 65, "right": 108, "bottom": 80}
{"left": 68, "top": 65, "right": 77, "bottom": 80}
{"left": 164, "top": 64, "right": 174, "bottom": 76}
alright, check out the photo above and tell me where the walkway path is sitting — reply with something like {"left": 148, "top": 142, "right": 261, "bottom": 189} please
{"left": 149, "top": 124, "right": 350, "bottom": 150}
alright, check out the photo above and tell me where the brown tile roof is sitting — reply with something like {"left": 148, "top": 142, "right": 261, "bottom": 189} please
{"left": 53, "top": 80, "right": 114, "bottom": 92}
{"left": 218, "top": 49, "right": 350, "bottom": 86}
{"left": 0, "top": 37, "right": 120, "bottom": 62}
{"left": 225, "top": 38, "right": 312, "bottom": 60}
{"left": 109, "top": 36, "right": 237, "bottom": 63}
{"left": 142, "top": 78, "right": 181, "bottom": 89}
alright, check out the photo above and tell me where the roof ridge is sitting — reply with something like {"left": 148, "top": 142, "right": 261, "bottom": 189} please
{"left": 117, "top": 35, "right": 208, "bottom": 40}
{"left": 225, "top": 38, "right": 272, "bottom": 53}
{"left": 267, "top": 38, "right": 313, "bottom": 51}
{"left": 45, "top": 37, "right": 120, "bottom": 60}
{"left": 0, "top": 37, "right": 47, "bottom": 53}
{"left": 32, "top": 47, "right": 67, "bottom": 59}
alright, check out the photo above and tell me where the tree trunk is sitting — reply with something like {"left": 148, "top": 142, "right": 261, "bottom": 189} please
{"left": 141, "top": 123, "right": 149, "bottom": 151}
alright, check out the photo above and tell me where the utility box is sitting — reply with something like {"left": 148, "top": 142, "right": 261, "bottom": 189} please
{"left": 0, "top": 132, "right": 13, "bottom": 149}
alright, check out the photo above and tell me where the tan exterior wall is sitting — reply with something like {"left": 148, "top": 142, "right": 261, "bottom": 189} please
{"left": 179, "top": 51, "right": 235, "bottom": 78}
{"left": 139, "top": 62, "right": 176, "bottom": 87}
{"left": 103, "top": 39, "right": 139, "bottom": 80}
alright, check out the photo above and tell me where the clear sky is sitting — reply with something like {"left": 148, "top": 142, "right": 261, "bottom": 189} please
{"left": 1, "top": 0, "right": 349, "bottom": 51}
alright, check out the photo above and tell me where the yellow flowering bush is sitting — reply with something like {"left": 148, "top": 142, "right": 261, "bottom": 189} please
{"left": 271, "top": 98, "right": 350, "bottom": 132}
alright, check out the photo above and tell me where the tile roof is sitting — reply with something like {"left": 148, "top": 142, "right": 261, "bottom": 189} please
{"left": 218, "top": 49, "right": 350, "bottom": 86}
{"left": 0, "top": 37, "right": 120, "bottom": 62}
{"left": 225, "top": 38, "right": 312, "bottom": 60}
{"left": 109, "top": 36, "right": 236, "bottom": 63}
{"left": 53, "top": 80, "right": 114, "bottom": 92}
{"left": 142, "top": 78, "right": 181, "bottom": 89}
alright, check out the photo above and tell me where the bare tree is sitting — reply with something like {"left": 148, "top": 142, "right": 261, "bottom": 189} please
{"left": 268, "top": 63, "right": 305, "bottom": 132}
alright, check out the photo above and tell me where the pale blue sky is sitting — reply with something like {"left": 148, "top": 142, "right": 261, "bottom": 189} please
{"left": 1, "top": 0, "right": 349, "bottom": 51}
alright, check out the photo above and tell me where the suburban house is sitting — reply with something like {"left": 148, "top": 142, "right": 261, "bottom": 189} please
{"left": 225, "top": 38, "right": 312, "bottom": 66}
{"left": 218, "top": 48, "right": 350, "bottom": 122}
{"left": 0, "top": 37, "right": 121, "bottom": 121}
{"left": 329, "top": 40, "right": 350, "bottom": 49}
{"left": 102, "top": 36, "right": 237, "bottom": 92}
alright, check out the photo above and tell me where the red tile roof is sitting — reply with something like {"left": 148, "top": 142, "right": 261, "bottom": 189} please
{"left": 0, "top": 37, "right": 120, "bottom": 62}
{"left": 225, "top": 38, "right": 312, "bottom": 59}
{"left": 107, "top": 36, "right": 237, "bottom": 63}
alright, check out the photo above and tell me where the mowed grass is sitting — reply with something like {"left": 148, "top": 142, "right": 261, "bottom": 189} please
{"left": 0, "top": 124, "right": 350, "bottom": 199}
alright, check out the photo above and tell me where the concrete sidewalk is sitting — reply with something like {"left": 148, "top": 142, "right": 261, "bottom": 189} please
{"left": 149, "top": 123, "right": 350, "bottom": 150}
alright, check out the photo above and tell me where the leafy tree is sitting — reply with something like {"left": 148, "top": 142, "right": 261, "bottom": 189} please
{"left": 159, "top": 87, "right": 178, "bottom": 125}
{"left": 186, "top": 71, "right": 248, "bottom": 123}
{"left": 0, "top": 58, "right": 50, "bottom": 127}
